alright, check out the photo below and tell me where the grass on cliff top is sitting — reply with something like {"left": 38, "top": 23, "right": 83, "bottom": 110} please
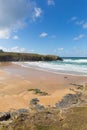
{"left": 0, "top": 52, "right": 61, "bottom": 61}
{"left": 0, "top": 52, "right": 59, "bottom": 58}
{"left": 1, "top": 84, "right": 87, "bottom": 130}
{"left": 1, "top": 106, "right": 87, "bottom": 130}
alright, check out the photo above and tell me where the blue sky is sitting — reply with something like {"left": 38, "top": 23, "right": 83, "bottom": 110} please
{"left": 0, "top": 0, "right": 87, "bottom": 57}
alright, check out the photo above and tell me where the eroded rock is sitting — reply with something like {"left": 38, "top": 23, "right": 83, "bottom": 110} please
{"left": 55, "top": 94, "right": 79, "bottom": 109}
{"left": 0, "top": 112, "right": 11, "bottom": 121}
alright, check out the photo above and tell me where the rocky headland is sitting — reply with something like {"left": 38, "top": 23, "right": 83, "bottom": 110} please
{"left": 0, "top": 50, "right": 62, "bottom": 61}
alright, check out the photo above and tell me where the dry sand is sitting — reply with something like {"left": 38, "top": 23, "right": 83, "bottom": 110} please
{"left": 0, "top": 62, "right": 87, "bottom": 112}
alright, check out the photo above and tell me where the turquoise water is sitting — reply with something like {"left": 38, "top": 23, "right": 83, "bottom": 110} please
{"left": 14, "top": 57, "right": 87, "bottom": 76}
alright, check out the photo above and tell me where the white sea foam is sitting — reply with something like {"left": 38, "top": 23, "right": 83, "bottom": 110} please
{"left": 13, "top": 58, "right": 87, "bottom": 76}
{"left": 64, "top": 59, "right": 87, "bottom": 63}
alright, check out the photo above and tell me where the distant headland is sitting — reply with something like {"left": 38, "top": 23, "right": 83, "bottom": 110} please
{"left": 0, "top": 49, "right": 63, "bottom": 62}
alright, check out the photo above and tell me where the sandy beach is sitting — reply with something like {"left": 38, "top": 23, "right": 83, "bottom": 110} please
{"left": 0, "top": 62, "right": 87, "bottom": 112}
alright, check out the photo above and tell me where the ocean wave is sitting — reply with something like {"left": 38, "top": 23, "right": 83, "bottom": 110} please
{"left": 64, "top": 59, "right": 87, "bottom": 63}
{"left": 13, "top": 61, "right": 87, "bottom": 76}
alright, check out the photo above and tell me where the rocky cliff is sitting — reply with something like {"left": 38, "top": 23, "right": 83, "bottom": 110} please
{"left": 0, "top": 51, "right": 63, "bottom": 61}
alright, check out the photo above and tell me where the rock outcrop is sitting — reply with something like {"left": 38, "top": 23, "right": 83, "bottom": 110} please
{"left": 0, "top": 109, "right": 29, "bottom": 122}
{"left": 55, "top": 93, "right": 79, "bottom": 109}
{"left": 0, "top": 52, "right": 63, "bottom": 61}
{"left": 0, "top": 112, "right": 11, "bottom": 121}
{"left": 29, "top": 98, "right": 45, "bottom": 111}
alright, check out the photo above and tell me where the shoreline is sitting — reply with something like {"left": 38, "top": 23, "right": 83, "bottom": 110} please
{"left": 0, "top": 62, "right": 87, "bottom": 112}
{"left": 13, "top": 62, "right": 87, "bottom": 77}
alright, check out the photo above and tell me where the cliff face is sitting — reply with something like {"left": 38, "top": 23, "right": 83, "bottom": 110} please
{"left": 0, "top": 52, "right": 63, "bottom": 61}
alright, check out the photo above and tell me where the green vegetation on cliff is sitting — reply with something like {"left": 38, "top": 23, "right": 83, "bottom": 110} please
{"left": 0, "top": 107, "right": 87, "bottom": 130}
{"left": 0, "top": 84, "right": 87, "bottom": 130}
{"left": 0, "top": 51, "right": 62, "bottom": 61}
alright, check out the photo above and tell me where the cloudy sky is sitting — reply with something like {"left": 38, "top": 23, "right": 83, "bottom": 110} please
{"left": 0, "top": 0, "right": 87, "bottom": 57}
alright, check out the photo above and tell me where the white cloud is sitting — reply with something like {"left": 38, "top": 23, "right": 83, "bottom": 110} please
{"left": 0, "top": 46, "right": 9, "bottom": 52}
{"left": 11, "top": 46, "right": 25, "bottom": 52}
{"left": 0, "top": 0, "right": 34, "bottom": 29}
{"left": 83, "top": 22, "right": 87, "bottom": 29}
{"left": 40, "top": 32, "right": 48, "bottom": 37}
{"left": 0, "top": 46, "right": 26, "bottom": 52}
{"left": 54, "top": 48, "right": 64, "bottom": 53}
{"left": 57, "top": 48, "right": 64, "bottom": 51}
{"left": 75, "top": 20, "right": 84, "bottom": 25}
{"left": 68, "top": 17, "right": 87, "bottom": 31}
{"left": 67, "top": 16, "right": 77, "bottom": 24}
{"left": 33, "top": 8, "right": 42, "bottom": 18}
{"left": 12, "top": 35, "right": 19, "bottom": 40}
{"left": 0, "top": 29, "right": 10, "bottom": 39}
{"left": 71, "top": 17, "right": 77, "bottom": 21}
{"left": 73, "top": 34, "right": 85, "bottom": 41}
{"left": 72, "top": 18, "right": 87, "bottom": 30}
{"left": 28, "top": 50, "right": 35, "bottom": 53}
{"left": 0, "top": 0, "right": 42, "bottom": 39}
{"left": 48, "top": 0, "right": 55, "bottom": 6}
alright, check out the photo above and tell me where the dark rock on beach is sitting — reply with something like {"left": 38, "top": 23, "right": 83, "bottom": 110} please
{"left": 55, "top": 93, "right": 80, "bottom": 109}
{"left": 30, "top": 98, "right": 39, "bottom": 106}
{"left": 10, "top": 109, "right": 29, "bottom": 120}
{"left": 0, "top": 109, "right": 29, "bottom": 122}
{"left": 30, "top": 98, "right": 45, "bottom": 111}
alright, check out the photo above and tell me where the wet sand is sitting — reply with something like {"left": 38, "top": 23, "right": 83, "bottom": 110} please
{"left": 0, "top": 62, "right": 87, "bottom": 112}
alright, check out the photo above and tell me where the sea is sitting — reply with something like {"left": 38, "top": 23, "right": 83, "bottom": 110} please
{"left": 14, "top": 57, "right": 87, "bottom": 76}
